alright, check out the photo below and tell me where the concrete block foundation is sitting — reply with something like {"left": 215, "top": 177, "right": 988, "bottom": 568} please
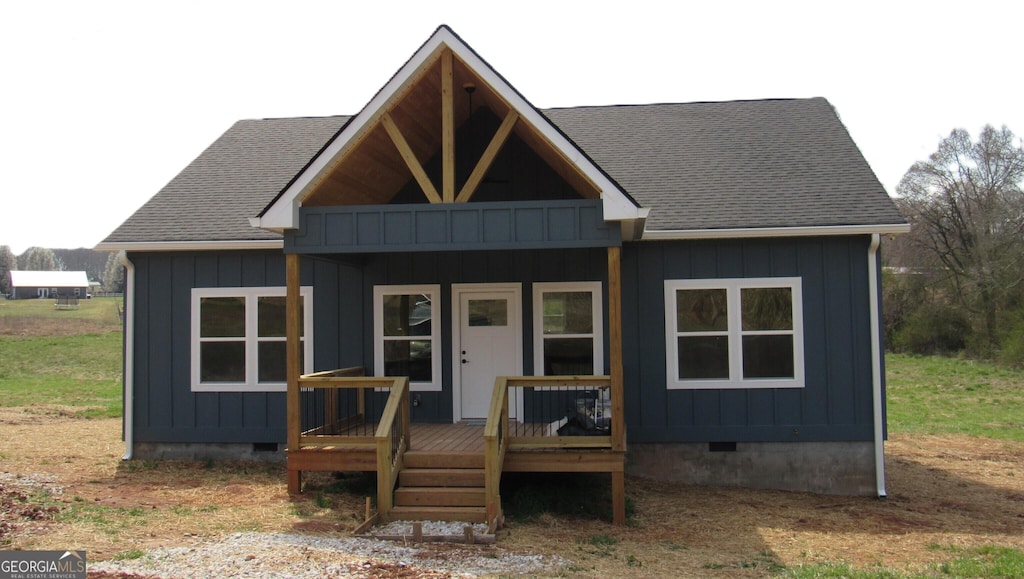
{"left": 626, "top": 441, "right": 878, "bottom": 496}
{"left": 132, "top": 442, "right": 285, "bottom": 463}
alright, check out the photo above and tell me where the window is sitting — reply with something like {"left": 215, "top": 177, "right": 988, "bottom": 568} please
{"left": 664, "top": 278, "right": 803, "bottom": 389}
{"left": 533, "top": 282, "right": 603, "bottom": 375}
{"left": 374, "top": 285, "right": 441, "bottom": 391}
{"left": 191, "top": 286, "right": 313, "bottom": 392}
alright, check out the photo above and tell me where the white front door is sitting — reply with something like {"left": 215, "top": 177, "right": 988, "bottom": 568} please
{"left": 453, "top": 285, "right": 521, "bottom": 420}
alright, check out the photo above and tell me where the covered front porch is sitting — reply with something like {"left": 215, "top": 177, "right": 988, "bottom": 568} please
{"left": 281, "top": 243, "right": 628, "bottom": 527}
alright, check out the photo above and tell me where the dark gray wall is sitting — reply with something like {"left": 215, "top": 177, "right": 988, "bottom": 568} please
{"left": 622, "top": 236, "right": 879, "bottom": 444}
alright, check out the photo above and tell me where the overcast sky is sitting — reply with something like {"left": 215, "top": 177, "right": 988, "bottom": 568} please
{"left": 2, "top": 0, "right": 1020, "bottom": 255}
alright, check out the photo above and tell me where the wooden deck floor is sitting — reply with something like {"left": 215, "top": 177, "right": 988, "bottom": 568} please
{"left": 410, "top": 422, "right": 485, "bottom": 453}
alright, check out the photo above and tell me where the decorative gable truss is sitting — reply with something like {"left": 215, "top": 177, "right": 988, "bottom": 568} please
{"left": 251, "top": 25, "right": 646, "bottom": 235}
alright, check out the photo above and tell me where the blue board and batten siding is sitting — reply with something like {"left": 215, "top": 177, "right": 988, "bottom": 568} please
{"left": 127, "top": 235, "right": 881, "bottom": 446}
{"left": 128, "top": 251, "right": 361, "bottom": 444}
{"left": 287, "top": 200, "right": 619, "bottom": 254}
{"left": 622, "top": 236, "right": 880, "bottom": 444}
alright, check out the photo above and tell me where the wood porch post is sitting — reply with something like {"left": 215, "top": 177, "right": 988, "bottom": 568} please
{"left": 608, "top": 245, "right": 626, "bottom": 525}
{"left": 286, "top": 253, "right": 302, "bottom": 493}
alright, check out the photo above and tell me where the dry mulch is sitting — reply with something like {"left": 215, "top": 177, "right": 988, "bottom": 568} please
{"left": 1, "top": 406, "right": 1023, "bottom": 577}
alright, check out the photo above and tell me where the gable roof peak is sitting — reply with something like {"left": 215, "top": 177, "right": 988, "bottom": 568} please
{"left": 253, "top": 25, "right": 643, "bottom": 230}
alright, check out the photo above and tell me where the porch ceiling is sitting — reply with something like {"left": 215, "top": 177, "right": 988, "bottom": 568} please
{"left": 300, "top": 50, "right": 600, "bottom": 208}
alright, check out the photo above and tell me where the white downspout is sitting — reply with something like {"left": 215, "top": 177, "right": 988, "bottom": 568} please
{"left": 117, "top": 250, "right": 135, "bottom": 461}
{"left": 867, "top": 234, "right": 886, "bottom": 497}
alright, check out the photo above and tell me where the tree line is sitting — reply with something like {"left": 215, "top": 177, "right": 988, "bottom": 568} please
{"left": 884, "top": 125, "right": 1024, "bottom": 367}
{"left": 0, "top": 246, "right": 124, "bottom": 296}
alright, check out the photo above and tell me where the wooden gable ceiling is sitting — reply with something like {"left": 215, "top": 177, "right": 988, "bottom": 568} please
{"left": 301, "top": 48, "right": 601, "bottom": 207}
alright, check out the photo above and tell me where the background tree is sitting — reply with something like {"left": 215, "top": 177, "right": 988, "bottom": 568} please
{"left": 19, "top": 246, "right": 58, "bottom": 271}
{"left": 102, "top": 252, "right": 125, "bottom": 293}
{"left": 0, "top": 245, "right": 16, "bottom": 296}
{"left": 896, "top": 125, "right": 1024, "bottom": 360}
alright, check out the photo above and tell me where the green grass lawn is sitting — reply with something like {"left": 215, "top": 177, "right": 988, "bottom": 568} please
{"left": 0, "top": 297, "right": 123, "bottom": 418}
{"left": 886, "top": 353, "right": 1024, "bottom": 441}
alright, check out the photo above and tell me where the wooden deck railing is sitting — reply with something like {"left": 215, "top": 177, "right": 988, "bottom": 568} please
{"left": 483, "top": 375, "right": 618, "bottom": 531}
{"left": 504, "top": 376, "right": 615, "bottom": 450}
{"left": 374, "top": 376, "right": 410, "bottom": 522}
{"left": 291, "top": 368, "right": 409, "bottom": 520}
{"left": 484, "top": 377, "right": 511, "bottom": 532}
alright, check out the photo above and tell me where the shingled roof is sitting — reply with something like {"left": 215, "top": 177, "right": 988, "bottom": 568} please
{"left": 545, "top": 98, "right": 904, "bottom": 232}
{"left": 99, "top": 98, "right": 905, "bottom": 247}
{"left": 101, "top": 116, "right": 350, "bottom": 246}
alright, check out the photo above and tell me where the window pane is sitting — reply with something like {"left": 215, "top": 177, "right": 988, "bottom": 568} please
{"left": 543, "top": 337, "right": 594, "bottom": 375}
{"left": 384, "top": 339, "right": 432, "bottom": 382}
{"left": 742, "top": 335, "right": 794, "bottom": 378}
{"left": 676, "top": 289, "right": 728, "bottom": 332}
{"left": 257, "top": 296, "right": 305, "bottom": 338}
{"left": 383, "top": 294, "right": 432, "bottom": 337}
{"left": 257, "top": 341, "right": 306, "bottom": 383}
{"left": 200, "top": 297, "right": 245, "bottom": 337}
{"left": 542, "top": 292, "right": 593, "bottom": 334}
{"left": 200, "top": 341, "right": 245, "bottom": 382}
{"left": 677, "top": 335, "right": 729, "bottom": 379}
{"left": 468, "top": 299, "right": 508, "bottom": 326}
{"left": 741, "top": 287, "right": 793, "bottom": 331}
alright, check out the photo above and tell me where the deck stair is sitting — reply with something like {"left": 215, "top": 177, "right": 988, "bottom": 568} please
{"left": 390, "top": 450, "right": 488, "bottom": 523}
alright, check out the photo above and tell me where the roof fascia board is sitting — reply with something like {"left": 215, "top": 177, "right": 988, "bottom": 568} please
{"left": 641, "top": 223, "right": 911, "bottom": 241}
{"left": 256, "top": 40, "right": 448, "bottom": 230}
{"left": 255, "top": 27, "right": 641, "bottom": 230}
{"left": 94, "top": 240, "right": 284, "bottom": 252}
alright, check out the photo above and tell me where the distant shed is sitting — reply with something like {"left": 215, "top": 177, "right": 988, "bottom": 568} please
{"left": 9, "top": 271, "right": 90, "bottom": 299}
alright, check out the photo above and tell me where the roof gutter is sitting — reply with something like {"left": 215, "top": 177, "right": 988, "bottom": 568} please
{"left": 116, "top": 251, "right": 135, "bottom": 461}
{"left": 95, "top": 239, "right": 283, "bottom": 252}
{"left": 867, "top": 234, "right": 886, "bottom": 497}
{"left": 641, "top": 223, "right": 910, "bottom": 241}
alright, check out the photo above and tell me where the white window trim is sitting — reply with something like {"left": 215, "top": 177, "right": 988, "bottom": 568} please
{"left": 190, "top": 286, "right": 313, "bottom": 392}
{"left": 532, "top": 281, "right": 604, "bottom": 376}
{"left": 373, "top": 284, "right": 442, "bottom": 392}
{"left": 664, "top": 277, "right": 804, "bottom": 389}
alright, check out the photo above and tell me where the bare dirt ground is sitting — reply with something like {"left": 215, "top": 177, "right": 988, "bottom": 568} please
{"left": 1, "top": 406, "right": 1023, "bottom": 577}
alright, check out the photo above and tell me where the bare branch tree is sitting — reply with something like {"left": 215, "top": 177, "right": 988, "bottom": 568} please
{"left": 897, "top": 125, "right": 1024, "bottom": 351}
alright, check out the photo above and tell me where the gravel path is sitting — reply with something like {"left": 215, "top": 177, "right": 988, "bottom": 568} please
{"left": 88, "top": 530, "right": 566, "bottom": 578}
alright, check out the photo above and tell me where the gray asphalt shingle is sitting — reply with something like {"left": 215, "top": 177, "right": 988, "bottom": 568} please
{"left": 101, "top": 98, "right": 904, "bottom": 245}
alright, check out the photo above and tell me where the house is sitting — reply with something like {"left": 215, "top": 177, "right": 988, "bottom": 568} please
{"left": 97, "top": 26, "right": 908, "bottom": 526}
{"left": 8, "top": 270, "right": 90, "bottom": 300}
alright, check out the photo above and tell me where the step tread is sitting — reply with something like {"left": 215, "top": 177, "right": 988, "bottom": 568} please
{"left": 394, "top": 486, "right": 485, "bottom": 507}
{"left": 398, "top": 467, "right": 486, "bottom": 488}
{"left": 389, "top": 506, "right": 488, "bottom": 523}
{"left": 403, "top": 451, "right": 485, "bottom": 469}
